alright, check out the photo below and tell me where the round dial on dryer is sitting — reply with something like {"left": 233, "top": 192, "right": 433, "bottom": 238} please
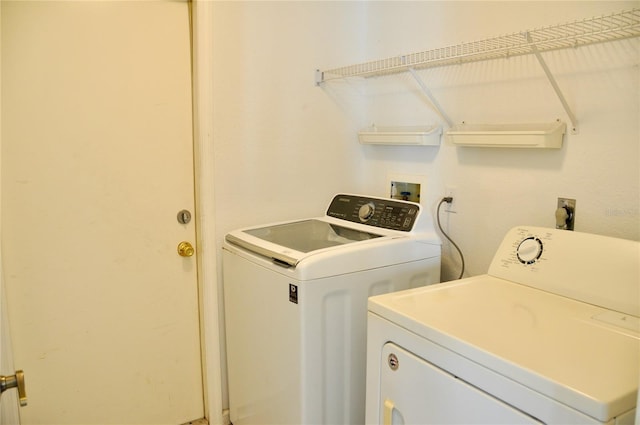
{"left": 517, "top": 237, "right": 543, "bottom": 265}
{"left": 358, "top": 202, "right": 376, "bottom": 222}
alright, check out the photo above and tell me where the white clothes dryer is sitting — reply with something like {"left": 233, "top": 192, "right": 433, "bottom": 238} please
{"left": 223, "top": 194, "right": 442, "bottom": 425}
{"left": 366, "top": 226, "right": 639, "bottom": 425}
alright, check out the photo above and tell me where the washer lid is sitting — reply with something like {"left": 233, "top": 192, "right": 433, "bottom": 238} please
{"left": 226, "top": 218, "right": 388, "bottom": 267}
{"left": 368, "top": 276, "right": 640, "bottom": 422}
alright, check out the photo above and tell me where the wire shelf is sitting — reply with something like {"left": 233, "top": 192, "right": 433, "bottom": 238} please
{"left": 318, "top": 8, "right": 640, "bottom": 82}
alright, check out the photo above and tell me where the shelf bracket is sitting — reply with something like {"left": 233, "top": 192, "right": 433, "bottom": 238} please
{"left": 526, "top": 32, "right": 579, "bottom": 134}
{"left": 315, "top": 69, "right": 323, "bottom": 86}
{"left": 408, "top": 68, "right": 454, "bottom": 128}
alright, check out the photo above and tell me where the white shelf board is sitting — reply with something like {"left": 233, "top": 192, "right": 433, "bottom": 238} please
{"left": 446, "top": 121, "right": 566, "bottom": 148}
{"left": 358, "top": 125, "right": 442, "bottom": 146}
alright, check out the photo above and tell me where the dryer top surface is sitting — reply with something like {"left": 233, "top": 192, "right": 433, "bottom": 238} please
{"left": 368, "top": 275, "right": 639, "bottom": 422}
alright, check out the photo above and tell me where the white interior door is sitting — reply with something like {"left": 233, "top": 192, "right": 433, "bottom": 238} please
{"left": 1, "top": 1, "right": 203, "bottom": 423}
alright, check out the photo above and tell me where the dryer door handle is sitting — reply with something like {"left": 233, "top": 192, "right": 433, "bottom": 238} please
{"left": 383, "top": 399, "right": 396, "bottom": 425}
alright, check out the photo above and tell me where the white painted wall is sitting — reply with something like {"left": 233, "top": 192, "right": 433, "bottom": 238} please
{"left": 355, "top": 0, "right": 640, "bottom": 279}
{"left": 212, "top": 0, "right": 638, "bottom": 416}
{"left": 213, "top": 1, "right": 368, "bottom": 228}
{"left": 213, "top": 0, "right": 639, "bottom": 278}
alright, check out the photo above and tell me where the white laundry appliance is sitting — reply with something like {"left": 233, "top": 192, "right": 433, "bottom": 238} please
{"left": 366, "top": 226, "right": 639, "bottom": 425}
{"left": 222, "top": 194, "right": 442, "bottom": 425}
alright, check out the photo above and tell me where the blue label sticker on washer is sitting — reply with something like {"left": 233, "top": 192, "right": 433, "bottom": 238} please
{"left": 289, "top": 284, "right": 298, "bottom": 304}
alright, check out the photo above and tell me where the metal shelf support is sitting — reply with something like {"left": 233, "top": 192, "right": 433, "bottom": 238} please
{"left": 526, "top": 32, "right": 579, "bottom": 134}
{"left": 407, "top": 68, "right": 453, "bottom": 128}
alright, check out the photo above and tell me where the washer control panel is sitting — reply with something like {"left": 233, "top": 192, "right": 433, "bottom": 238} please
{"left": 326, "top": 194, "right": 420, "bottom": 231}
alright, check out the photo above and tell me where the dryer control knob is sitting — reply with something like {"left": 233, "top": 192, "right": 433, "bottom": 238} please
{"left": 517, "top": 237, "right": 543, "bottom": 265}
{"left": 358, "top": 203, "right": 376, "bottom": 222}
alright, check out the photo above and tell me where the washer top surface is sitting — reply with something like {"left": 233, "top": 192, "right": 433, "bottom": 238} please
{"left": 225, "top": 194, "right": 441, "bottom": 274}
{"left": 241, "top": 219, "right": 383, "bottom": 254}
{"left": 368, "top": 227, "right": 640, "bottom": 423}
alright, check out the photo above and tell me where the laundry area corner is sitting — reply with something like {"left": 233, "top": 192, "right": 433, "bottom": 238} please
{"left": 0, "top": 1, "right": 638, "bottom": 424}
{"left": 211, "top": 1, "right": 639, "bottom": 424}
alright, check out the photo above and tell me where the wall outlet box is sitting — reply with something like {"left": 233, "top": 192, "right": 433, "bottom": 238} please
{"left": 387, "top": 173, "right": 427, "bottom": 205}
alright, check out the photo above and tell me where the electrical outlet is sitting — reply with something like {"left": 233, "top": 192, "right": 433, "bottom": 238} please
{"left": 445, "top": 186, "right": 457, "bottom": 213}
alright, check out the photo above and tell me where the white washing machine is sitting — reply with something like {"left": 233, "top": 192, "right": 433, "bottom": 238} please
{"left": 367, "top": 226, "right": 639, "bottom": 425}
{"left": 222, "top": 194, "right": 441, "bottom": 425}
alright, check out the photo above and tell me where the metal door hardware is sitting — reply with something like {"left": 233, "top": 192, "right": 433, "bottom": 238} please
{"left": 177, "top": 241, "right": 195, "bottom": 257}
{"left": 388, "top": 353, "right": 399, "bottom": 371}
{"left": 177, "top": 209, "right": 192, "bottom": 225}
{"left": 0, "top": 370, "right": 27, "bottom": 406}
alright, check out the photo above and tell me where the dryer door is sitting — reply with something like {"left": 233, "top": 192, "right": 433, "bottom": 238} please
{"left": 379, "top": 343, "right": 541, "bottom": 424}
